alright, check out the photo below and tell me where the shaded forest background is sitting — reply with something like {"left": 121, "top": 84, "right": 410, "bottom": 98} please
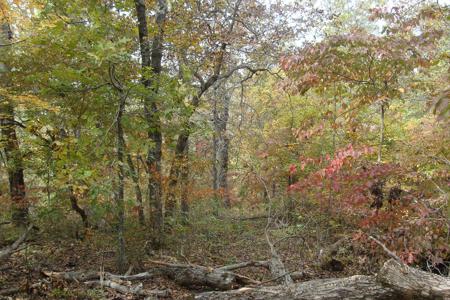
{"left": 0, "top": 0, "right": 449, "bottom": 298}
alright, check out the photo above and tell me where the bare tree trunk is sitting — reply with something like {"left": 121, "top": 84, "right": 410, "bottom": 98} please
{"left": 0, "top": 22, "right": 27, "bottom": 225}
{"left": 180, "top": 145, "right": 189, "bottom": 215}
{"left": 166, "top": 133, "right": 189, "bottom": 214}
{"left": 378, "top": 102, "right": 385, "bottom": 163}
{"left": 134, "top": 0, "right": 167, "bottom": 236}
{"left": 215, "top": 90, "right": 231, "bottom": 207}
{"left": 68, "top": 186, "right": 89, "bottom": 228}
{"left": 114, "top": 93, "right": 127, "bottom": 272}
{"left": 218, "top": 136, "right": 230, "bottom": 206}
{"left": 212, "top": 98, "right": 219, "bottom": 192}
{"left": 126, "top": 153, "right": 145, "bottom": 225}
{"left": 165, "top": 0, "right": 241, "bottom": 216}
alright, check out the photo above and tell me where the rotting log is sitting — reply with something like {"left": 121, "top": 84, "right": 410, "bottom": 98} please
{"left": 42, "top": 258, "right": 450, "bottom": 299}
{"left": 377, "top": 259, "right": 450, "bottom": 299}
{"left": 196, "top": 259, "right": 450, "bottom": 299}
{"left": 145, "top": 260, "right": 259, "bottom": 290}
{"left": 195, "top": 275, "right": 397, "bottom": 300}
{"left": 84, "top": 280, "right": 169, "bottom": 298}
{"left": 43, "top": 261, "right": 259, "bottom": 291}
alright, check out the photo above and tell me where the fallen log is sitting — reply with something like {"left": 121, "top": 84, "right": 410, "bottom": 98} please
{"left": 0, "top": 224, "right": 33, "bottom": 261}
{"left": 43, "top": 261, "right": 260, "bottom": 291}
{"left": 195, "top": 275, "right": 397, "bottom": 300}
{"left": 42, "top": 269, "right": 162, "bottom": 283}
{"left": 42, "top": 270, "right": 101, "bottom": 281}
{"left": 378, "top": 259, "right": 450, "bottom": 299}
{"left": 43, "top": 257, "right": 450, "bottom": 299}
{"left": 147, "top": 260, "right": 259, "bottom": 290}
{"left": 0, "top": 287, "right": 21, "bottom": 296}
{"left": 196, "top": 259, "right": 450, "bottom": 299}
{"left": 84, "top": 280, "right": 169, "bottom": 298}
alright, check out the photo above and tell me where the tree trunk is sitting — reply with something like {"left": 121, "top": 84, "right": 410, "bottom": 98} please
{"left": 134, "top": 0, "right": 166, "bottom": 235}
{"left": 42, "top": 259, "right": 450, "bottom": 299}
{"left": 84, "top": 280, "right": 169, "bottom": 297}
{"left": 214, "top": 89, "right": 231, "bottom": 208}
{"left": 378, "top": 102, "right": 385, "bottom": 163}
{"left": 165, "top": 13, "right": 233, "bottom": 217}
{"left": 114, "top": 93, "right": 127, "bottom": 273}
{"left": 165, "top": 0, "right": 241, "bottom": 215}
{"left": 180, "top": 145, "right": 190, "bottom": 215}
{"left": 68, "top": 186, "right": 89, "bottom": 228}
{"left": 196, "top": 259, "right": 450, "bottom": 299}
{"left": 126, "top": 153, "right": 145, "bottom": 225}
{"left": 0, "top": 22, "right": 27, "bottom": 225}
{"left": 195, "top": 275, "right": 397, "bottom": 300}
{"left": 212, "top": 98, "right": 219, "bottom": 192}
{"left": 166, "top": 133, "right": 189, "bottom": 215}
{"left": 377, "top": 259, "right": 450, "bottom": 299}
{"left": 44, "top": 260, "right": 259, "bottom": 291}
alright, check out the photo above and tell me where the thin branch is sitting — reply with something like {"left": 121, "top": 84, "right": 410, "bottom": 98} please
{"left": 0, "top": 224, "right": 34, "bottom": 261}
{"left": 368, "top": 235, "right": 403, "bottom": 263}
{"left": 0, "top": 39, "right": 26, "bottom": 47}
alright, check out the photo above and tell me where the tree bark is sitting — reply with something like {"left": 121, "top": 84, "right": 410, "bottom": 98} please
{"left": 215, "top": 90, "right": 231, "bottom": 207}
{"left": 195, "top": 275, "right": 397, "bottom": 300}
{"left": 0, "top": 22, "right": 28, "bottom": 225}
{"left": 126, "top": 153, "right": 145, "bottom": 225}
{"left": 377, "top": 259, "right": 450, "bottom": 299}
{"left": 180, "top": 144, "right": 190, "bottom": 215}
{"left": 134, "top": 0, "right": 167, "bottom": 235}
{"left": 42, "top": 259, "right": 450, "bottom": 299}
{"left": 114, "top": 92, "right": 127, "bottom": 273}
{"left": 84, "top": 280, "right": 169, "bottom": 297}
{"left": 196, "top": 259, "right": 450, "bottom": 299}
{"left": 212, "top": 97, "right": 219, "bottom": 192}
{"left": 43, "top": 260, "right": 259, "bottom": 291}
{"left": 377, "top": 102, "right": 385, "bottom": 163}
{"left": 166, "top": 133, "right": 189, "bottom": 214}
{"left": 68, "top": 186, "right": 90, "bottom": 228}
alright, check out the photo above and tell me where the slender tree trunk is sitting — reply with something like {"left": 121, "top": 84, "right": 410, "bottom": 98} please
{"left": 68, "top": 186, "right": 89, "bottom": 228}
{"left": 134, "top": 0, "right": 167, "bottom": 235}
{"left": 0, "top": 23, "right": 27, "bottom": 225}
{"left": 215, "top": 91, "right": 231, "bottom": 207}
{"left": 378, "top": 102, "right": 385, "bottom": 163}
{"left": 166, "top": 133, "right": 188, "bottom": 214}
{"left": 114, "top": 93, "right": 127, "bottom": 273}
{"left": 180, "top": 146, "right": 189, "bottom": 215}
{"left": 212, "top": 98, "right": 219, "bottom": 192}
{"left": 0, "top": 104, "right": 27, "bottom": 224}
{"left": 126, "top": 153, "right": 144, "bottom": 225}
{"left": 165, "top": 0, "right": 241, "bottom": 215}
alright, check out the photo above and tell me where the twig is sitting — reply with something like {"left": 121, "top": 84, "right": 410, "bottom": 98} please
{"left": 254, "top": 270, "right": 295, "bottom": 286}
{"left": 0, "top": 39, "right": 26, "bottom": 47}
{"left": 217, "top": 261, "right": 270, "bottom": 271}
{"left": 369, "top": 235, "right": 403, "bottom": 263}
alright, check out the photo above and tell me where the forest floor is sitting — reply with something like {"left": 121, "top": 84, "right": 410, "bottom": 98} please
{"left": 0, "top": 206, "right": 386, "bottom": 299}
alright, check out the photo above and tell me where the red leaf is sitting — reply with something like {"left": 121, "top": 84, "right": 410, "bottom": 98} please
{"left": 289, "top": 164, "right": 297, "bottom": 175}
